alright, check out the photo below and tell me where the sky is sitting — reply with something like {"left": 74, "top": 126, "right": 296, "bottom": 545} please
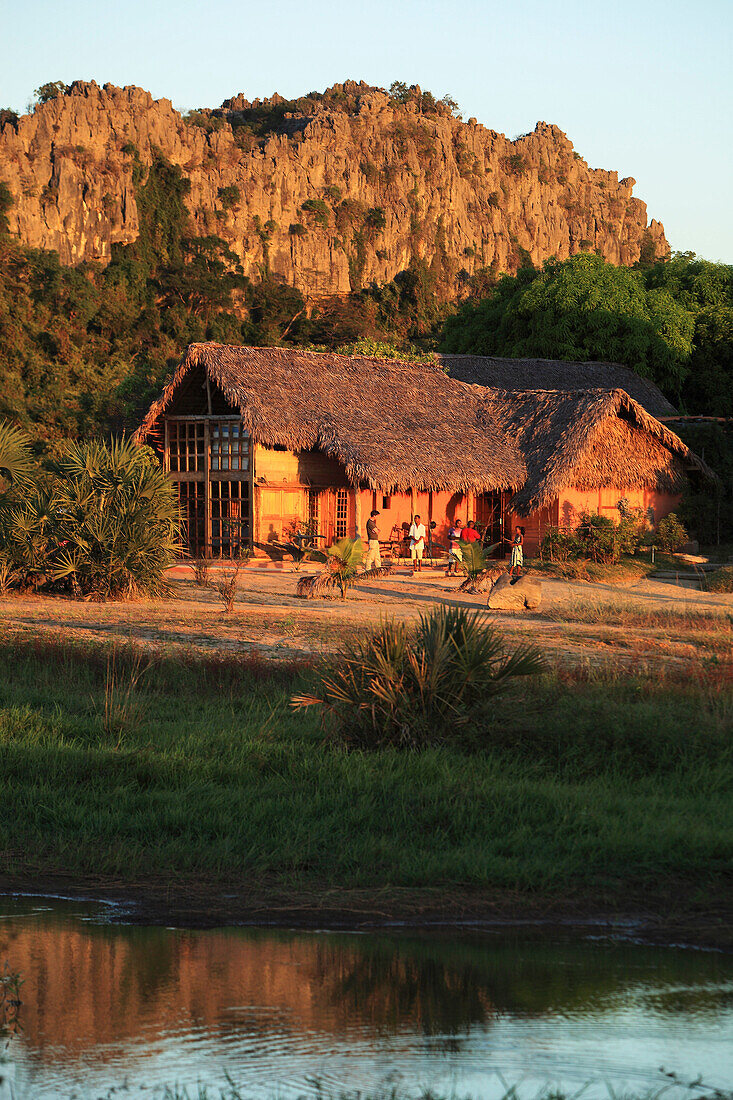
{"left": 3, "top": 0, "right": 732, "bottom": 262}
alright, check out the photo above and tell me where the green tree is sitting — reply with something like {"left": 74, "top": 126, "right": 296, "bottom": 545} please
{"left": 34, "top": 82, "right": 67, "bottom": 105}
{"left": 643, "top": 253, "right": 733, "bottom": 414}
{"left": 442, "top": 253, "right": 695, "bottom": 397}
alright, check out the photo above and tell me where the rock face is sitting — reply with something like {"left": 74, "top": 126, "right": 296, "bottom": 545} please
{"left": 487, "top": 573, "right": 542, "bottom": 610}
{"left": 0, "top": 80, "right": 669, "bottom": 291}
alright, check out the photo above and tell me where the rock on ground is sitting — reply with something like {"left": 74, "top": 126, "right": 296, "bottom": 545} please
{"left": 487, "top": 573, "right": 542, "bottom": 610}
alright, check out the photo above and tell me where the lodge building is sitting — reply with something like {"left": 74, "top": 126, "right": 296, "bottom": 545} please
{"left": 134, "top": 344, "right": 712, "bottom": 559}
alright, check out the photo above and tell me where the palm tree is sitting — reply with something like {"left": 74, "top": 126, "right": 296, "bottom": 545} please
{"left": 0, "top": 421, "right": 34, "bottom": 501}
{"left": 457, "top": 539, "right": 504, "bottom": 593}
{"left": 296, "top": 537, "right": 365, "bottom": 600}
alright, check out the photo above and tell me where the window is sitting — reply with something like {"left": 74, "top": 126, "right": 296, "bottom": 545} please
{"left": 210, "top": 479, "right": 251, "bottom": 558}
{"left": 174, "top": 481, "right": 205, "bottom": 556}
{"left": 336, "top": 488, "right": 349, "bottom": 538}
{"left": 308, "top": 489, "right": 320, "bottom": 532}
{"left": 168, "top": 422, "right": 204, "bottom": 473}
{"left": 382, "top": 494, "right": 391, "bottom": 510}
{"left": 210, "top": 421, "right": 250, "bottom": 472}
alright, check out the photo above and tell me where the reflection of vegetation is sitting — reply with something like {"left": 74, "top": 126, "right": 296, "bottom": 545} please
{"left": 310, "top": 929, "right": 733, "bottom": 1030}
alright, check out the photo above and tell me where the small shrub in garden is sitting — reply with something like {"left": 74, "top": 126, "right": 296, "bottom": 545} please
{"left": 540, "top": 526, "right": 581, "bottom": 563}
{"left": 211, "top": 560, "right": 243, "bottom": 612}
{"left": 192, "top": 557, "right": 211, "bottom": 587}
{"left": 704, "top": 565, "right": 733, "bottom": 593}
{"left": 292, "top": 605, "right": 544, "bottom": 748}
{"left": 576, "top": 512, "right": 620, "bottom": 564}
{"left": 654, "top": 513, "right": 688, "bottom": 554}
{"left": 615, "top": 498, "right": 646, "bottom": 554}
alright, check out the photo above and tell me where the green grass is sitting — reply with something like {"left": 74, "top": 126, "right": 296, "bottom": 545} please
{"left": 0, "top": 636, "right": 729, "bottom": 901}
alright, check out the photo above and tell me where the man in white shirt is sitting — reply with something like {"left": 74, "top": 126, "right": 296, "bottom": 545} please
{"left": 409, "top": 514, "right": 427, "bottom": 573}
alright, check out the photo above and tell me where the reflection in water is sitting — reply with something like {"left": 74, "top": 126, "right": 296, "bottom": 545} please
{"left": 0, "top": 898, "right": 729, "bottom": 1099}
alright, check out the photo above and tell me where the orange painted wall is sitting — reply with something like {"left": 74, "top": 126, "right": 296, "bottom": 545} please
{"left": 358, "top": 489, "right": 472, "bottom": 548}
{"left": 504, "top": 486, "right": 683, "bottom": 557}
{"left": 558, "top": 486, "right": 682, "bottom": 530}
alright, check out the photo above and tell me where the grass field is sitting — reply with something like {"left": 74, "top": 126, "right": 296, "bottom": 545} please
{"left": 0, "top": 627, "right": 729, "bottom": 914}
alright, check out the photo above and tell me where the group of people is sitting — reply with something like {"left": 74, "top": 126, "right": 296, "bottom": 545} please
{"left": 363, "top": 510, "right": 525, "bottom": 577}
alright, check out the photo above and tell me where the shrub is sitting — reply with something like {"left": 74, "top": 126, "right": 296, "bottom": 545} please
{"left": 615, "top": 498, "right": 646, "bottom": 554}
{"left": 364, "top": 206, "right": 386, "bottom": 233}
{"left": 217, "top": 185, "right": 241, "bottom": 210}
{"left": 210, "top": 560, "right": 243, "bottom": 612}
{"left": 0, "top": 437, "right": 180, "bottom": 598}
{"left": 705, "top": 565, "right": 733, "bottom": 593}
{"left": 301, "top": 198, "right": 329, "bottom": 226}
{"left": 289, "top": 222, "right": 307, "bottom": 236}
{"left": 34, "top": 81, "right": 67, "bottom": 105}
{"left": 540, "top": 526, "right": 582, "bottom": 563}
{"left": 654, "top": 513, "right": 688, "bottom": 553}
{"left": 292, "top": 605, "right": 544, "bottom": 748}
{"left": 576, "top": 512, "right": 621, "bottom": 564}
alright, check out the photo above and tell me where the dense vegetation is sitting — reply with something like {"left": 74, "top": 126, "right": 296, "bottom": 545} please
{"left": 0, "top": 632, "right": 729, "bottom": 903}
{"left": 0, "top": 426, "right": 179, "bottom": 597}
{"left": 442, "top": 252, "right": 733, "bottom": 412}
{"left": 0, "top": 154, "right": 454, "bottom": 440}
{"left": 0, "top": 140, "right": 731, "bottom": 548}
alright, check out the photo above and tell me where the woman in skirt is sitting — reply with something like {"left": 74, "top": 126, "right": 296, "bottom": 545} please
{"left": 507, "top": 525, "right": 524, "bottom": 577}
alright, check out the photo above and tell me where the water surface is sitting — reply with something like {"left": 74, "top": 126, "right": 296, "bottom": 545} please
{"left": 0, "top": 897, "right": 730, "bottom": 1098}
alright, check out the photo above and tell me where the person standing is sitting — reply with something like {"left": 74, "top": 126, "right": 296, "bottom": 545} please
{"left": 409, "top": 514, "right": 426, "bottom": 573}
{"left": 363, "top": 509, "right": 382, "bottom": 571}
{"left": 446, "top": 517, "right": 464, "bottom": 575}
{"left": 462, "top": 520, "right": 480, "bottom": 543}
{"left": 506, "top": 525, "right": 525, "bottom": 577}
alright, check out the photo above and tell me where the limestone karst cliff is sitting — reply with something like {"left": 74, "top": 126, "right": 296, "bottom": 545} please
{"left": 0, "top": 80, "right": 668, "bottom": 294}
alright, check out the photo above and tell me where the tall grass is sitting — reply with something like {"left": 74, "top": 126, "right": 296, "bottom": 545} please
{"left": 0, "top": 634, "right": 729, "bottom": 897}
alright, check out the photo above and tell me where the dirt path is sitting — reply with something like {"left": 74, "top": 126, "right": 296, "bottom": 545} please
{"left": 1, "top": 564, "right": 730, "bottom": 673}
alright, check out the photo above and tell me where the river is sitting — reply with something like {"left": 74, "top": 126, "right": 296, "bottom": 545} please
{"left": 0, "top": 896, "right": 730, "bottom": 1098}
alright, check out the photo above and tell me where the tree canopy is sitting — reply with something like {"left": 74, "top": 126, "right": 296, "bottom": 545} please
{"left": 441, "top": 254, "right": 695, "bottom": 398}
{"left": 441, "top": 252, "right": 733, "bottom": 414}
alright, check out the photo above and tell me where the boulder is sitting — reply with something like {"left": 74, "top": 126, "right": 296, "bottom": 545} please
{"left": 487, "top": 573, "right": 542, "bottom": 610}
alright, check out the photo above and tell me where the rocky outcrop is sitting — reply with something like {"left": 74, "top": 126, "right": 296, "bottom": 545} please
{"left": 0, "top": 80, "right": 668, "bottom": 292}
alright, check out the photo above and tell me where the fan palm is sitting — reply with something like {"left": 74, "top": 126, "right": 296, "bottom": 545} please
{"left": 325, "top": 537, "right": 365, "bottom": 599}
{"left": 49, "top": 438, "right": 181, "bottom": 597}
{"left": 293, "top": 604, "right": 545, "bottom": 747}
{"left": 0, "top": 421, "right": 34, "bottom": 500}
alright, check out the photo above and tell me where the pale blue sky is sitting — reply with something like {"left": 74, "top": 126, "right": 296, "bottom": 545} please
{"left": 3, "top": 0, "right": 732, "bottom": 261}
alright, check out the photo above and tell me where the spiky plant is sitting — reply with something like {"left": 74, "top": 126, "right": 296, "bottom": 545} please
{"left": 48, "top": 438, "right": 180, "bottom": 598}
{"left": 293, "top": 604, "right": 545, "bottom": 747}
{"left": 296, "top": 537, "right": 365, "bottom": 600}
{"left": 0, "top": 421, "right": 34, "bottom": 501}
{"left": 325, "top": 537, "right": 365, "bottom": 598}
{"left": 456, "top": 540, "right": 504, "bottom": 592}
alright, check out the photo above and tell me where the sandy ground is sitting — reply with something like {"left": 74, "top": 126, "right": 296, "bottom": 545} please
{"left": 1, "top": 561, "right": 731, "bottom": 674}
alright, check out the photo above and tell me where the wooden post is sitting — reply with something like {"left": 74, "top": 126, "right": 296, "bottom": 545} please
{"left": 203, "top": 419, "right": 212, "bottom": 556}
{"left": 410, "top": 487, "right": 416, "bottom": 519}
{"left": 353, "top": 483, "right": 362, "bottom": 540}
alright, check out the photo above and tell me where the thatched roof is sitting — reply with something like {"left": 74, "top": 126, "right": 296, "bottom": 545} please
{"left": 136, "top": 344, "right": 713, "bottom": 513}
{"left": 477, "top": 387, "right": 714, "bottom": 514}
{"left": 441, "top": 354, "right": 678, "bottom": 418}
{"left": 135, "top": 343, "right": 525, "bottom": 493}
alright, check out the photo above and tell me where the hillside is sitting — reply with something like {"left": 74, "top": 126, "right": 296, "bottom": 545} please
{"left": 0, "top": 79, "right": 668, "bottom": 292}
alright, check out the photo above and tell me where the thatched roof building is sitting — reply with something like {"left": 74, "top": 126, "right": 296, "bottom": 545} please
{"left": 136, "top": 343, "right": 713, "bottom": 557}
{"left": 477, "top": 388, "right": 713, "bottom": 515}
{"left": 136, "top": 343, "right": 525, "bottom": 493}
{"left": 441, "top": 354, "right": 677, "bottom": 418}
